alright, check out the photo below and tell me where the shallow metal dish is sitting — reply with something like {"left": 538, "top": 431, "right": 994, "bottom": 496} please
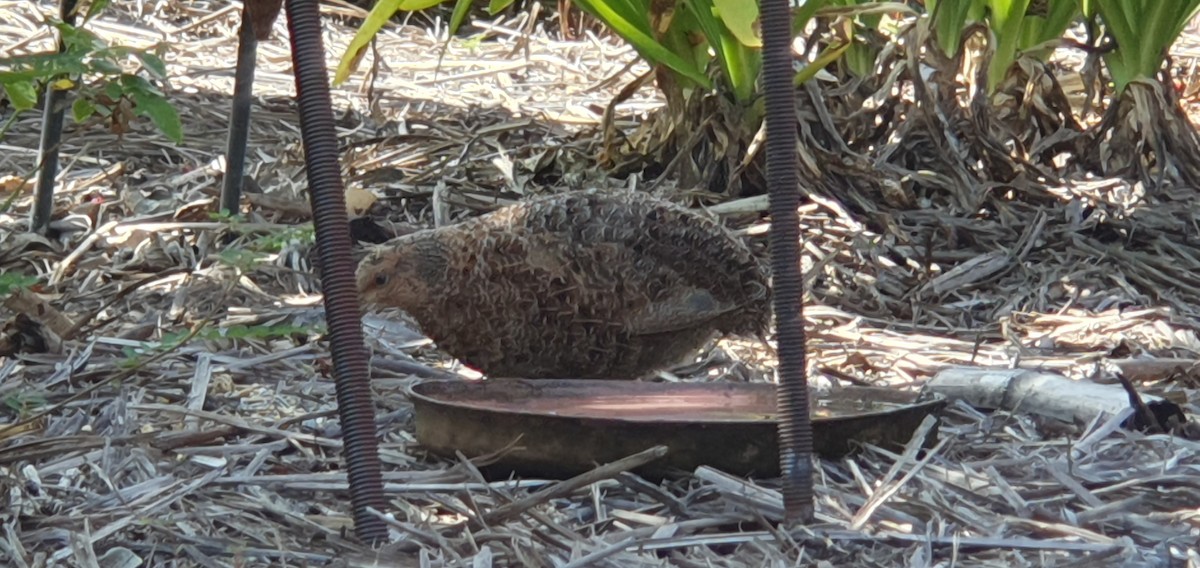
{"left": 408, "top": 379, "right": 945, "bottom": 479}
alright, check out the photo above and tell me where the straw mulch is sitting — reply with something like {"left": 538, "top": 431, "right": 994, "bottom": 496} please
{"left": 1, "top": 1, "right": 1199, "bottom": 565}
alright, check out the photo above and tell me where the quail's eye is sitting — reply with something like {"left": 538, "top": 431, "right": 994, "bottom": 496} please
{"left": 374, "top": 273, "right": 388, "bottom": 286}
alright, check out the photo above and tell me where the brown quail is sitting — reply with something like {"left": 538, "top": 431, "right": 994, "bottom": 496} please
{"left": 357, "top": 189, "right": 770, "bottom": 380}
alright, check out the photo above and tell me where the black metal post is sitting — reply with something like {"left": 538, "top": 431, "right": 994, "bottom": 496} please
{"left": 29, "top": 0, "right": 80, "bottom": 234}
{"left": 220, "top": 8, "right": 260, "bottom": 216}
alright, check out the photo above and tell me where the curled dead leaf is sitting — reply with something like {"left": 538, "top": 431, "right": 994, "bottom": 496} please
{"left": 0, "top": 175, "right": 31, "bottom": 193}
{"left": 344, "top": 187, "right": 377, "bottom": 216}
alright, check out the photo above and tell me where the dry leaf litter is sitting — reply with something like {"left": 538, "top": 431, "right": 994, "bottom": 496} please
{"left": 0, "top": 1, "right": 1199, "bottom": 566}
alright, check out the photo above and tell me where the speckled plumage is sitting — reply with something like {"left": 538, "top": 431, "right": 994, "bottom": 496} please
{"left": 357, "top": 189, "right": 771, "bottom": 380}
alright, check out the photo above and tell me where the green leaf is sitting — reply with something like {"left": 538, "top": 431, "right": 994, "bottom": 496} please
{"left": 130, "top": 89, "right": 183, "bottom": 142}
{"left": 449, "top": 0, "right": 474, "bottom": 35}
{"left": 82, "top": 0, "right": 111, "bottom": 24}
{"left": 0, "top": 273, "right": 39, "bottom": 296}
{"left": 1018, "top": 1, "right": 1080, "bottom": 58}
{"left": 21, "top": 51, "right": 88, "bottom": 79}
{"left": 333, "top": 0, "right": 449, "bottom": 84}
{"left": 57, "top": 24, "right": 103, "bottom": 54}
{"left": 90, "top": 58, "right": 122, "bottom": 75}
{"left": 401, "top": 0, "right": 446, "bottom": 9}
{"left": 685, "top": 0, "right": 758, "bottom": 102}
{"left": 712, "top": 0, "right": 761, "bottom": 47}
{"left": 103, "top": 80, "right": 123, "bottom": 100}
{"left": 100, "top": 45, "right": 136, "bottom": 59}
{"left": 213, "top": 324, "right": 318, "bottom": 340}
{"left": 793, "top": 0, "right": 827, "bottom": 36}
{"left": 1093, "top": 0, "right": 1200, "bottom": 92}
{"left": 158, "top": 330, "right": 191, "bottom": 349}
{"left": 488, "top": 0, "right": 515, "bottom": 15}
{"left": 135, "top": 51, "right": 168, "bottom": 79}
{"left": 72, "top": 96, "right": 96, "bottom": 122}
{"left": 845, "top": 39, "right": 874, "bottom": 78}
{"left": 572, "top": 0, "right": 712, "bottom": 88}
{"left": 1077, "top": 0, "right": 1094, "bottom": 18}
{"left": 5, "top": 392, "right": 48, "bottom": 414}
{"left": 984, "top": 0, "right": 1031, "bottom": 91}
{"left": 119, "top": 73, "right": 164, "bottom": 97}
{"left": 0, "top": 69, "right": 43, "bottom": 84}
{"left": 927, "top": 0, "right": 986, "bottom": 57}
{"left": 795, "top": 36, "right": 850, "bottom": 86}
{"left": 336, "top": 0, "right": 404, "bottom": 85}
{"left": 2, "top": 79, "right": 38, "bottom": 111}
{"left": 217, "top": 248, "right": 265, "bottom": 270}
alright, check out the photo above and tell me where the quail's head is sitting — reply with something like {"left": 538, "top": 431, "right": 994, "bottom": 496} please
{"left": 356, "top": 236, "right": 442, "bottom": 310}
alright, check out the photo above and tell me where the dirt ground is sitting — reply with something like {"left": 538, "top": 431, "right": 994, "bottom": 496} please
{"left": 2, "top": 2, "right": 1200, "bottom": 566}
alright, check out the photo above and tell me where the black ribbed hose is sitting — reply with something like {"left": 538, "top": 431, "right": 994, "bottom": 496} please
{"left": 283, "top": 0, "right": 389, "bottom": 544}
{"left": 760, "top": 0, "right": 814, "bottom": 523}
{"left": 29, "top": 0, "right": 79, "bottom": 235}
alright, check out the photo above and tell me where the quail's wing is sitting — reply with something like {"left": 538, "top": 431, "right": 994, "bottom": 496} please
{"left": 625, "top": 285, "right": 742, "bottom": 336}
{"left": 525, "top": 191, "right": 769, "bottom": 333}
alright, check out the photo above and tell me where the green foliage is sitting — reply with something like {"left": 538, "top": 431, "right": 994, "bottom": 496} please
{"left": 927, "top": 0, "right": 987, "bottom": 57}
{"left": 689, "top": 0, "right": 762, "bottom": 102}
{"left": 1093, "top": 0, "right": 1200, "bottom": 93}
{"left": 122, "top": 74, "right": 181, "bottom": 142}
{"left": 332, "top": 0, "right": 937, "bottom": 116}
{"left": 927, "top": 0, "right": 1080, "bottom": 93}
{"left": 536, "top": 0, "right": 729, "bottom": 92}
{"left": 208, "top": 209, "right": 243, "bottom": 224}
{"left": 119, "top": 328, "right": 195, "bottom": 368}
{"left": 216, "top": 248, "right": 267, "bottom": 272}
{"left": 0, "top": 272, "right": 39, "bottom": 297}
{"left": 252, "top": 226, "right": 316, "bottom": 253}
{"left": 1019, "top": 1, "right": 1080, "bottom": 57}
{"left": 82, "top": 0, "right": 113, "bottom": 23}
{"left": 2, "top": 79, "right": 38, "bottom": 111}
{"left": 487, "top": 0, "right": 515, "bottom": 14}
{"left": 118, "top": 323, "right": 324, "bottom": 368}
{"left": 987, "top": 1, "right": 1038, "bottom": 90}
{"left": 209, "top": 210, "right": 316, "bottom": 251}
{"left": 4, "top": 392, "right": 48, "bottom": 416}
{"left": 334, "top": 0, "right": 770, "bottom": 102}
{"left": 0, "top": 11, "right": 181, "bottom": 142}
{"left": 209, "top": 213, "right": 316, "bottom": 271}
{"left": 334, "top": 0, "right": 449, "bottom": 85}
{"left": 823, "top": 0, "right": 898, "bottom": 78}
{"left": 212, "top": 323, "right": 323, "bottom": 340}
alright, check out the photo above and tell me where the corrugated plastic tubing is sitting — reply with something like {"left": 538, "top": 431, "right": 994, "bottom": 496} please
{"left": 283, "top": 0, "right": 389, "bottom": 544}
{"left": 760, "top": 0, "right": 815, "bottom": 523}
